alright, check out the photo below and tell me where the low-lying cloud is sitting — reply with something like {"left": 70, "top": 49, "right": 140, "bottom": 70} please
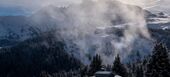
{"left": 36, "top": 0, "right": 154, "bottom": 64}
{"left": 1, "top": 0, "right": 159, "bottom": 64}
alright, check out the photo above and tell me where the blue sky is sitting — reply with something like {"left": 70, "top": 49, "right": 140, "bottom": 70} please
{"left": 0, "top": 0, "right": 169, "bottom": 16}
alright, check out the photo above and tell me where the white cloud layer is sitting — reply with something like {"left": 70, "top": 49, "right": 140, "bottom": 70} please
{"left": 0, "top": 0, "right": 169, "bottom": 13}
{"left": 150, "top": 0, "right": 170, "bottom": 14}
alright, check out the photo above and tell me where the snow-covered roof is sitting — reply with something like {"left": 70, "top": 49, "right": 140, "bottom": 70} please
{"left": 95, "top": 71, "right": 112, "bottom": 75}
{"left": 115, "top": 75, "right": 122, "bottom": 77}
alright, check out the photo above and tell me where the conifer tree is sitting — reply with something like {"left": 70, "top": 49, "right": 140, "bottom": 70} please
{"left": 136, "top": 65, "right": 144, "bottom": 77}
{"left": 80, "top": 66, "right": 88, "bottom": 77}
{"left": 146, "top": 43, "right": 170, "bottom": 77}
{"left": 112, "top": 54, "right": 127, "bottom": 77}
{"left": 88, "top": 54, "right": 102, "bottom": 76}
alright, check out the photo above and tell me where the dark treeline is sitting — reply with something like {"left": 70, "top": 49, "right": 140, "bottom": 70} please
{"left": 0, "top": 32, "right": 82, "bottom": 77}
{"left": 0, "top": 31, "right": 170, "bottom": 77}
{"left": 79, "top": 42, "right": 170, "bottom": 77}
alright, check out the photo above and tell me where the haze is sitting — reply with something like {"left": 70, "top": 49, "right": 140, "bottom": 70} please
{"left": 0, "top": 0, "right": 170, "bottom": 16}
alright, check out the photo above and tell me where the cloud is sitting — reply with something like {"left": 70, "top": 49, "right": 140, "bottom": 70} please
{"left": 151, "top": 0, "right": 170, "bottom": 14}
{"left": 118, "top": 0, "right": 158, "bottom": 8}
{"left": 0, "top": 0, "right": 153, "bottom": 64}
{"left": 0, "top": 0, "right": 169, "bottom": 13}
{"left": 0, "top": 0, "right": 79, "bottom": 8}
{"left": 34, "top": 0, "right": 152, "bottom": 64}
{"left": 0, "top": 0, "right": 82, "bottom": 15}
{"left": 0, "top": 0, "right": 166, "bottom": 64}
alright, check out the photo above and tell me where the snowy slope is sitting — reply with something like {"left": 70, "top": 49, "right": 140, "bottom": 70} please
{"left": 147, "top": 12, "right": 170, "bottom": 30}
{"left": 0, "top": 16, "right": 41, "bottom": 47}
{"left": 0, "top": 0, "right": 169, "bottom": 64}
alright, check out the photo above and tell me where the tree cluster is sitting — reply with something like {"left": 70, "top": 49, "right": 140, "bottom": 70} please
{"left": 0, "top": 33, "right": 82, "bottom": 77}
{"left": 80, "top": 42, "right": 170, "bottom": 77}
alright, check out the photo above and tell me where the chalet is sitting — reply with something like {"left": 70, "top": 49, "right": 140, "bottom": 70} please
{"left": 94, "top": 71, "right": 114, "bottom": 77}
{"left": 94, "top": 66, "right": 121, "bottom": 77}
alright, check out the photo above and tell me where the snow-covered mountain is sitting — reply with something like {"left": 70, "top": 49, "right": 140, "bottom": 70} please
{"left": 147, "top": 12, "right": 170, "bottom": 30}
{"left": 0, "top": 16, "right": 42, "bottom": 46}
{"left": 0, "top": 0, "right": 170, "bottom": 64}
{"left": 0, "top": 0, "right": 157, "bottom": 43}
